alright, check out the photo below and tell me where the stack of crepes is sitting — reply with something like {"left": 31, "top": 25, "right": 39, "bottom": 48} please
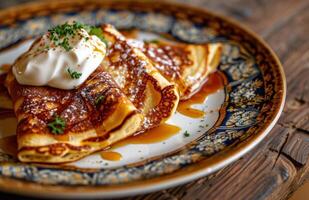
{"left": 3, "top": 24, "right": 222, "bottom": 163}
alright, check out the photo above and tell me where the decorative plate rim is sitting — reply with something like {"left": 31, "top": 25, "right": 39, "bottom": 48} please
{"left": 0, "top": 0, "right": 286, "bottom": 198}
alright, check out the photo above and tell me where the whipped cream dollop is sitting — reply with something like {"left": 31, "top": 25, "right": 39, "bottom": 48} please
{"left": 12, "top": 27, "right": 107, "bottom": 90}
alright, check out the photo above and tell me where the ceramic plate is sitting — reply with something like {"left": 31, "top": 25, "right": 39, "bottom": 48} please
{"left": 0, "top": 0, "right": 285, "bottom": 198}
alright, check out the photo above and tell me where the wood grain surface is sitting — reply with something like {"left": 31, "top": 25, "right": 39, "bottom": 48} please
{"left": 0, "top": 0, "right": 308, "bottom": 200}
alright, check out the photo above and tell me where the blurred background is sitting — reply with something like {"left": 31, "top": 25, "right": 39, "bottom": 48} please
{"left": 0, "top": 0, "right": 32, "bottom": 8}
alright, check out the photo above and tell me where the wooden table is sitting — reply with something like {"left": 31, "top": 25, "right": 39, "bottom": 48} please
{"left": 0, "top": 0, "right": 308, "bottom": 199}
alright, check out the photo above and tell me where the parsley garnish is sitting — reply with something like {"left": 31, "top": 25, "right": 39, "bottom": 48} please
{"left": 95, "top": 95, "right": 106, "bottom": 105}
{"left": 48, "top": 22, "right": 77, "bottom": 51}
{"left": 67, "top": 68, "right": 82, "bottom": 79}
{"left": 59, "top": 37, "right": 72, "bottom": 51}
{"left": 184, "top": 131, "right": 190, "bottom": 137}
{"left": 44, "top": 45, "right": 50, "bottom": 50}
{"left": 145, "top": 39, "right": 160, "bottom": 44}
{"left": 72, "top": 21, "right": 87, "bottom": 30}
{"left": 48, "top": 21, "right": 108, "bottom": 51}
{"left": 89, "top": 27, "right": 108, "bottom": 47}
{"left": 47, "top": 115, "right": 66, "bottom": 134}
{"left": 49, "top": 22, "right": 78, "bottom": 38}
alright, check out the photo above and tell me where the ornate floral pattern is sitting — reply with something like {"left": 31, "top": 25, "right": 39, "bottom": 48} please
{"left": 224, "top": 110, "right": 259, "bottom": 128}
{"left": 219, "top": 42, "right": 260, "bottom": 84}
{"left": 229, "top": 79, "right": 264, "bottom": 109}
{"left": 172, "top": 20, "right": 217, "bottom": 43}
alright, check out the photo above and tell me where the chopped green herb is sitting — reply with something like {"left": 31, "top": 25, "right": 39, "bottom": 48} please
{"left": 48, "top": 21, "right": 108, "bottom": 51}
{"left": 145, "top": 39, "right": 160, "bottom": 44}
{"left": 48, "top": 22, "right": 78, "bottom": 51}
{"left": 184, "top": 131, "right": 190, "bottom": 137}
{"left": 67, "top": 68, "right": 82, "bottom": 79}
{"left": 72, "top": 21, "right": 87, "bottom": 30}
{"left": 49, "top": 22, "right": 79, "bottom": 39}
{"left": 47, "top": 115, "right": 66, "bottom": 134}
{"left": 95, "top": 95, "right": 106, "bottom": 105}
{"left": 59, "top": 37, "right": 72, "bottom": 51}
{"left": 89, "top": 27, "right": 108, "bottom": 47}
{"left": 48, "top": 22, "right": 87, "bottom": 51}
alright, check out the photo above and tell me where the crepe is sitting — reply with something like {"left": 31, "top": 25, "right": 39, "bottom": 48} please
{"left": 5, "top": 67, "right": 143, "bottom": 163}
{"left": 100, "top": 25, "right": 179, "bottom": 131}
{"left": 121, "top": 31, "right": 222, "bottom": 100}
{"left": 142, "top": 41, "right": 222, "bottom": 99}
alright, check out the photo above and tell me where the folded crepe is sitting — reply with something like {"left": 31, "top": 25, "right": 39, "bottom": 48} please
{"left": 100, "top": 25, "right": 179, "bottom": 131}
{"left": 5, "top": 67, "right": 143, "bottom": 163}
{"left": 142, "top": 41, "right": 222, "bottom": 99}
{"left": 121, "top": 31, "right": 222, "bottom": 100}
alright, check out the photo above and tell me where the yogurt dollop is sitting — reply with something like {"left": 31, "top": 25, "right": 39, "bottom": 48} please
{"left": 12, "top": 27, "right": 107, "bottom": 90}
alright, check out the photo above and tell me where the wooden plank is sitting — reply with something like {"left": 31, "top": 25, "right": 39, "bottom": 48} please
{"left": 178, "top": 151, "right": 296, "bottom": 200}
{"left": 282, "top": 130, "right": 309, "bottom": 166}
{"left": 268, "top": 156, "right": 309, "bottom": 200}
{"left": 268, "top": 6, "right": 309, "bottom": 130}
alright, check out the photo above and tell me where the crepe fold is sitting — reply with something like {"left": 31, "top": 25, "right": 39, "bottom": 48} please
{"left": 100, "top": 24, "right": 179, "bottom": 131}
{"left": 5, "top": 67, "right": 143, "bottom": 163}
